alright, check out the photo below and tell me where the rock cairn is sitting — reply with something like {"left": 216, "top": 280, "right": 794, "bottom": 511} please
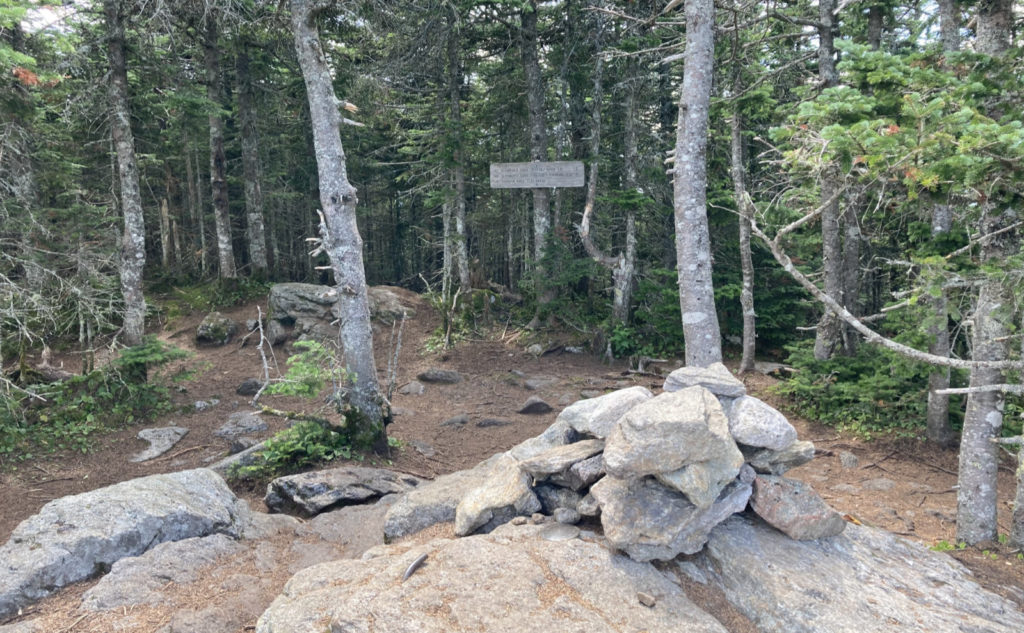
{"left": 451, "top": 362, "right": 843, "bottom": 562}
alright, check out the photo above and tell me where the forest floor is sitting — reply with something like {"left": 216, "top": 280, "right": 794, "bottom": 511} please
{"left": 1, "top": 289, "right": 1022, "bottom": 627}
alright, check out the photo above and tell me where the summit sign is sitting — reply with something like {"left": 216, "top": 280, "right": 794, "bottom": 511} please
{"left": 489, "top": 161, "right": 584, "bottom": 189}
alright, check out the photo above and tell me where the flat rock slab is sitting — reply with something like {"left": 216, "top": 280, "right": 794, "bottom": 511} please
{"left": 524, "top": 375, "right": 558, "bottom": 391}
{"left": 695, "top": 514, "right": 1024, "bottom": 633}
{"left": 214, "top": 411, "right": 268, "bottom": 439}
{"left": 255, "top": 522, "right": 729, "bottom": 633}
{"left": 455, "top": 454, "right": 540, "bottom": 536}
{"left": 750, "top": 475, "right": 846, "bottom": 540}
{"left": 265, "top": 466, "right": 423, "bottom": 517}
{"left": 0, "top": 468, "right": 249, "bottom": 620}
{"left": 557, "top": 385, "right": 653, "bottom": 438}
{"left": 518, "top": 439, "right": 605, "bottom": 480}
{"left": 130, "top": 426, "right": 189, "bottom": 462}
{"left": 743, "top": 440, "right": 815, "bottom": 475}
{"left": 662, "top": 362, "right": 746, "bottom": 398}
{"left": 417, "top": 368, "right": 462, "bottom": 384}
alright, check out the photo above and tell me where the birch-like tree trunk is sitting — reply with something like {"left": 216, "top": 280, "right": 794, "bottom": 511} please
{"left": 673, "top": 0, "right": 722, "bottom": 368}
{"left": 447, "top": 9, "right": 470, "bottom": 290}
{"left": 731, "top": 104, "right": 756, "bottom": 373}
{"left": 521, "top": 1, "right": 553, "bottom": 324}
{"left": 104, "top": 0, "right": 146, "bottom": 347}
{"left": 290, "top": 0, "right": 387, "bottom": 449}
{"left": 236, "top": 45, "right": 269, "bottom": 276}
{"left": 956, "top": 0, "right": 1017, "bottom": 545}
{"left": 204, "top": 14, "right": 236, "bottom": 279}
{"left": 926, "top": 202, "right": 954, "bottom": 445}
{"left": 813, "top": 0, "right": 845, "bottom": 361}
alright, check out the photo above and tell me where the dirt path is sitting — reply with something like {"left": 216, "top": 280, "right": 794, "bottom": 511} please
{"left": 2, "top": 291, "right": 1022, "bottom": 626}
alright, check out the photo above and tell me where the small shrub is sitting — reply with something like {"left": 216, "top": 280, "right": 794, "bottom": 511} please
{"left": 227, "top": 420, "right": 356, "bottom": 481}
{"left": 265, "top": 340, "right": 349, "bottom": 398}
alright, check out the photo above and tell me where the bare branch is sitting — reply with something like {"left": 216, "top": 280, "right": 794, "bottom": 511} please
{"left": 935, "top": 384, "right": 1024, "bottom": 396}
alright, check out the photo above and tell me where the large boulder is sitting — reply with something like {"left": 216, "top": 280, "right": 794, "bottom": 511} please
{"left": 255, "top": 522, "right": 730, "bottom": 633}
{"left": 0, "top": 469, "right": 249, "bottom": 620}
{"left": 454, "top": 454, "right": 541, "bottom": 536}
{"left": 662, "top": 362, "right": 745, "bottom": 398}
{"left": 603, "top": 387, "right": 743, "bottom": 508}
{"left": 693, "top": 514, "right": 1024, "bottom": 633}
{"left": 265, "top": 466, "right": 423, "bottom": 517}
{"left": 556, "top": 386, "right": 653, "bottom": 438}
{"left": 726, "top": 396, "right": 796, "bottom": 450}
{"left": 749, "top": 475, "right": 846, "bottom": 540}
{"left": 196, "top": 311, "right": 239, "bottom": 346}
{"left": 267, "top": 283, "right": 417, "bottom": 345}
{"left": 590, "top": 476, "right": 752, "bottom": 562}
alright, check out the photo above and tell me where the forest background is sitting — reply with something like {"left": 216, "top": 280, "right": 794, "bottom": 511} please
{"left": 1, "top": 0, "right": 1022, "bottom": 545}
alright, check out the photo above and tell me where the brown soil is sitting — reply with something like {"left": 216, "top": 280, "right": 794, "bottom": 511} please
{"left": 1, "top": 291, "right": 1022, "bottom": 631}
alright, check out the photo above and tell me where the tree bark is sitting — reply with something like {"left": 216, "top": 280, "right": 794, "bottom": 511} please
{"left": 521, "top": 1, "right": 553, "bottom": 323}
{"left": 204, "top": 13, "right": 236, "bottom": 279}
{"left": 290, "top": 0, "right": 387, "bottom": 449}
{"left": 447, "top": 9, "right": 470, "bottom": 290}
{"left": 938, "top": 0, "right": 960, "bottom": 52}
{"left": 103, "top": 0, "right": 146, "bottom": 347}
{"left": 731, "top": 104, "right": 756, "bottom": 373}
{"left": 236, "top": 45, "right": 269, "bottom": 276}
{"left": 673, "top": 0, "right": 722, "bottom": 368}
{"left": 813, "top": 0, "right": 845, "bottom": 361}
{"left": 957, "top": 0, "right": 1016, "bottom": 545}
{"left": 866, "top": 4, "right": 883, "bottom": 50}
{"left": 926, "top": 205, "right": 955, "bottom": 446}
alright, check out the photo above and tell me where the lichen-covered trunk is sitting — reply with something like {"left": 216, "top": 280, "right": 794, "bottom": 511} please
{"left": 204, "top": 15, "right": 236, "bottom": 279}
{"left": 290, "top": 0, "right": 387, "bottom": 449}
{"left": 104, "top": 0, "right": 146, "bottom": 347}
{"left": 927, "top": 201, "right": 954, "bottom": 445}
{"left": 521, "top": 2, "right": 553, "bottom": 320}
{"left": 813, "top": 0, "right": 844, "bottom": 361}
{"left": 730, "top": 105, "right": 755, "bottom": 373}
{"left": 938, "top": 0, "right": 960, "bottom": 51}
{"left": 1011, "top": 440, "right": 1024, "bottom": 548}
{"left": 447, "top": 10, "right": 470, "bottom": 290}
{"left": 673, "top": 0, "right": 721, "bottom": 368}
{"left": 840, "top": 207, "right": 861, "bottom": 355}
{"left": 236, "top": 46, "right": 269, "bottom": 276}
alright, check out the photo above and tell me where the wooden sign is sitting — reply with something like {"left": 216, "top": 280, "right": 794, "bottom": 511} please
{"left": 489, "top": 161, "right": 585, "bottom": 189}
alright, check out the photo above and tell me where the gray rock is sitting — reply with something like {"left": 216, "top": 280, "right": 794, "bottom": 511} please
{"left": 604, "top": 387, "right": 743, "bottom": 508}
{"left": 408, "top": 440, "right": 435, "bottom": 458}
{"left": 265, "top": 466, "right": 423, "bottom": 517}
{"left": 398, "top": 380, "right": 425, "bottom": 395}
{"left": 590, "top": 476, "right": 751, "bottom": 562}
{"left": 82, "top": 534, "right": 244, "bottom": 610}
{"left": 838, "top": 450, "right": 859, "bottom": 469}
{"left": 550, "top": 453, "right": 606, "bottom": 491}
{"left": 553, "top": 507, "right": 581, "bottom": 524}
{"left": 130, "top": 426, "right": 189, "bottom": 462}
{"left": 455, "top": 454, "right": 541, "bottom": 536}
{"left": 524, "top": 375, "right": 558, "bottom": 390}
{"left": 383, "top": 455, "right": 501, "bottom": 541}
{"left": 266, "top": 319, "right": 289, "bottom": 346}
{"left": 518, "top": 439, "right": 604, "bottom": 480}
{"left": 255, "top": 523, "right": 729, "bottom": 633}
{"left": 677, "top": 560, "right": 708, "bottom": 585}
{"left": 507, "top": 419, "right": 578, "bottom": 461}
{"left": 526, "top": 343, "right": 544, "bottom": 355}
{"left": 269, "top": 283, "right": 338, "bottom": 322}
{"left": 229, "top": 436, "right": 259, "bottom": 454}
{"left": 726, "top": 396, "right": 796, "bottom": 450}
{"left": 195, "top": 399, "right": 218, "bottom": 411}
{"left": 214, "top": 411, "right": 268, "bottom": 439}
{"left": 695, "top": 514, "right": 1024, "bottom": 633}
{"left": 534, "top": 484, "right": 582, "bottom": 514}
{"left": 0, "top": 469, "right": 249, "bottom": 620}
{"left": 209, "top": 440, "right": 267, "bottom": 475}
{"left": 476, "top": 417, "right": 512, "bottom": 428}
{"left": 749, "top": 475, "right": 846, "bottom": 540}
{"left": 196, "top": 311, "right": 238, "bottom": 346}
{"left": 417, "top": 368, "right": 462, "bottom": 384}
{"left": 366, "top": 286, "right": 416, "bottom": 322}
{"left": 236, "top": 378, "right": 263, "bottom": 396}
{"left": 557, "top": 385, "right": 653, "bottom": 438}
{"left": 862, "top": 477, "right": 896, "bottom": 491}
{"left": 662, "top": 362, "right": 745, "bottom": 398}
{"left": 577, "top": 493, "right": 600, "bottom": 517}
{"left": 517, "top": 396, "right": 553, "bottom": 414}
{"left": 743, "top": 440, "right": 816, "bottom": 475}
{"left": 830, "top": 483, "right": 860, "bottom": 495}
{"left": 440, "top": 413, "right": 469, "bottom": 427}
{"left": 579, "top": 389, "right": 604, "bottom": 399}
{"left": 0, "top": 621, "right": 41, "bottom": 633}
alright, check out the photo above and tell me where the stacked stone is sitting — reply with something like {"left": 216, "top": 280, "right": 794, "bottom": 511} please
{"left": 452, "top": 363, "right": 845, "bottom": 562}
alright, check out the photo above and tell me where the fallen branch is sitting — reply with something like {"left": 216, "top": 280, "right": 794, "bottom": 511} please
{"left": 258, "top": 405, "right": 336, "bottom": 428}
{"left": 935, "top": 384, "right": 1024, "bottom": 396}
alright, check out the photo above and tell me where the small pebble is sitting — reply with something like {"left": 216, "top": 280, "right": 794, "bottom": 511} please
{"left": 510, "top": 516, "right": 528, "bottom": 526}
{"left": 530, "top": 513, "right": 547, "bottom": 525}
{"left": 637, "top": 592, "right": 656, "bottom": 607}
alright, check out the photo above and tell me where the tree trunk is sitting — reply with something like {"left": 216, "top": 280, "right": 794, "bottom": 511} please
{"left": 204, "top": 14, "right": 236, "bottom": 279}
{"left": 840, "top": 204, "right": 861, "bottom": 355}
{"left": 938, "top": 0, "right": 960, "bottom": 52}
{"left": 926, "top": 201, "right": 955, "bottom": 446}
{"left": 956, "top": 0, "right": 1016, "bottom": 546}
{"left": 159, "top": 197, "right": 171, "bottom": 269}
{"left": 813, "top": 0, "right": 845, "bottom": 361}
{"left": 290, "top": 0, "right": 387, "bottom": 449}
{"left": 447, "top": 9, "right": 471, "bottom": 290}
{"left": 521, "top": 1, "right": 553, "bottom": 324}
{"left": 731, "top": 104, "right": 756, "bottom": 373}
{"left": 1012, "top": 438, "right": 1024, "bottom": 548}
{"left": 104, "top": 0, "right": 146, "bottom": 347}
{"left": 616, "top": 67, "right": 639, "bottom": 327}
{"left": 236, "top": 45, "right": 269, "bottom": 276}
{"left": 673, "top": 0, "right": 722, "bottom": 368}
{"left": 867, "top": 4, "right": 883, "bottom": 50}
